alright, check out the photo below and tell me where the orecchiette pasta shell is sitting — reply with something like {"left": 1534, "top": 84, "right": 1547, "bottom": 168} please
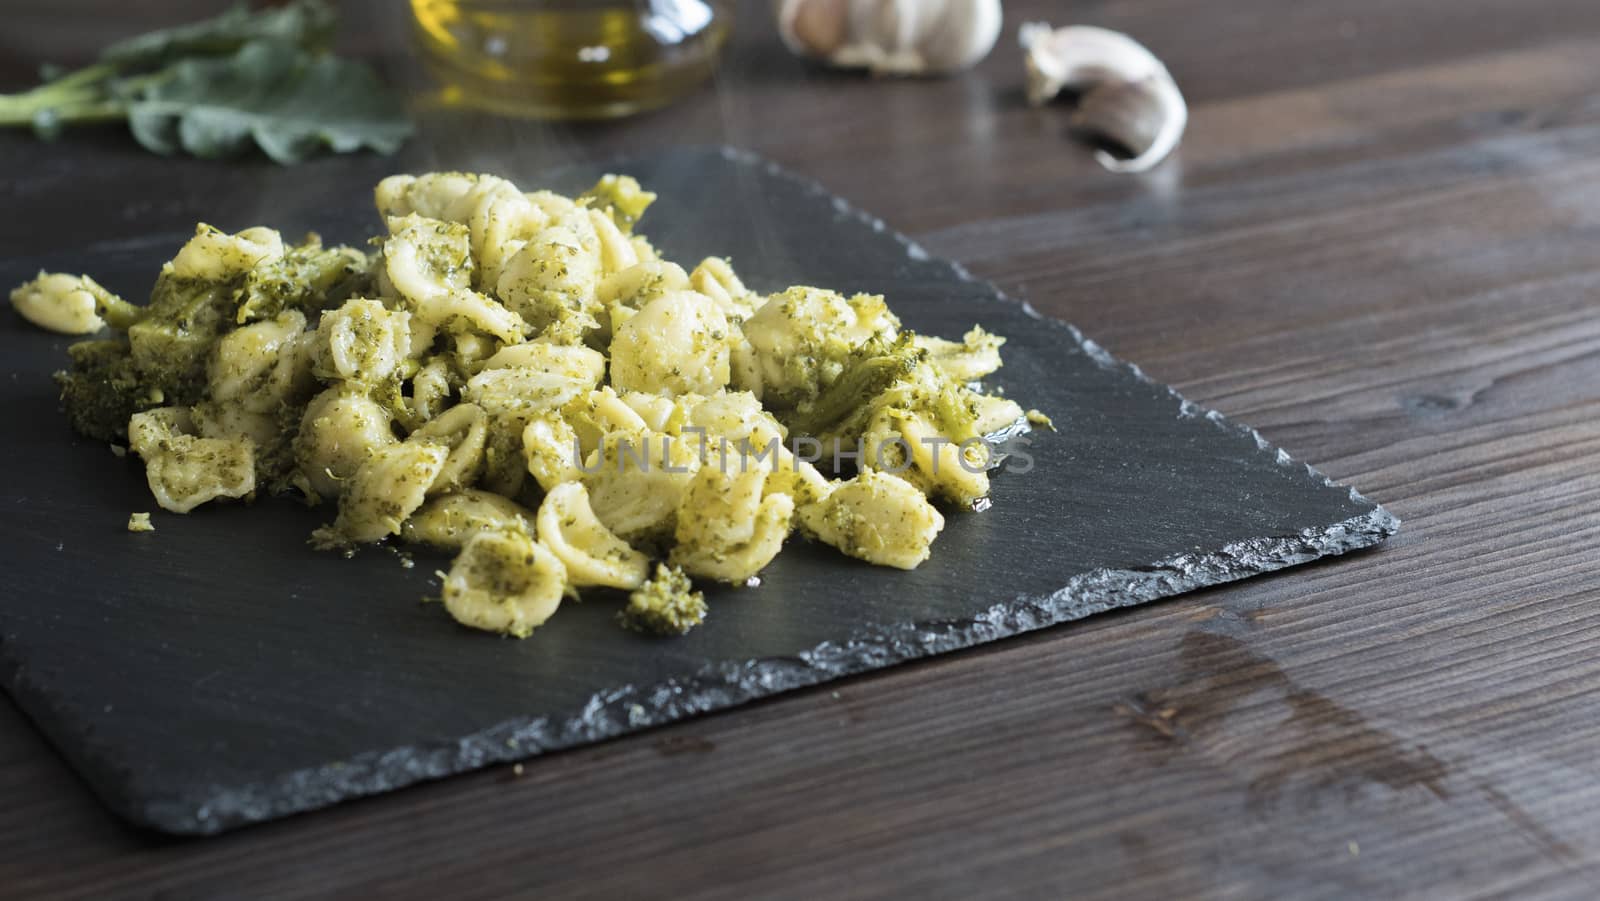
{"left": 563, "top": 387, "right": 650, "bottom": 459}
{"left": 128, "top": 407, "right": 194, "bottom": 459}
{"left": 597, "top": 260, "right": 690, "bottom": 311}
{"left": 797, "top": 470, "right": 944, "bottom": 570}
{"left": 690, "top": 257, "right": 759, "bottom": 322}
{"left": 375, "top": 173, "right": 478, "bottom": 222}
{"left": 383, "top": 215, "right": 471, "bottom": 302}
{"left": 410, "top": 402, "right": 489, "bottom": 496}
{"left": 521, "top": 412, "right": 583, "bottom": 492}
{"left": 912, "top": 326, "right": 1005, "bottom": 382}
{"left": 402, "top": 489, "right": 534, "bottom": 551}
{"left": 671, "top": 460, "right": 795, "bottom": 583}
{"left": 616, "top": 390, "right": 682, "bottom": 434}
{"left": 609, "top": 291, "right": 732, "bottom": 397}
{"left": 585, "top": 208, "right": 637, "bottom": 276}
{"left": 128, "top": 408, "right": 257, "bottom": 514}
{"left": 480, "top": 341, "right": 606, "bottom": 388}
{"left": 465, "top": 368, "right": 590, "bottom": 417}
{"left": 581, "top": 429, "right": 702, "bottom": 546}
{"left": 893, "top": 409, "right": 991, "bottom": 506}
{"left": 169, "top": 224, "right": 284, "bottom": 281}
{"left": 332, "top": 440, "right": 449, "bottom": 543}
{"left": 312, "top": 299, "right": 411, "bottom": 384}
{"left": 536, "top": 482, "right": 650, "bottom": 589}
{"left": 409, "top": 357, "right": 458, "bottom": 424}
{"left": 294, "top": 387, "right": 398, "bottom": 501}
{"left": 443, "top": 529, "right": 568, "bottom": 638}
{"left": 209, "top": 310, "right": 313, "bottom": 413}
{"left": 9, "top": 272, "right": 106, "bottom": 335}
{"left": 191, "top": 400, "right": 278, "bottom": 449}
{"left": 494, "top": 217, "right": 604, "bottom": 335}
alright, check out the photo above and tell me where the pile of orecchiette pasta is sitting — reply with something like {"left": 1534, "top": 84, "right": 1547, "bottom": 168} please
{"left": 12, "top": 171, "right": 1034, "bottom": 637}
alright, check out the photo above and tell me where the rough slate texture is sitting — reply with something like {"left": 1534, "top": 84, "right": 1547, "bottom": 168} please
{"left": 0, "top": 147, "right": 1396, "bottom": 835}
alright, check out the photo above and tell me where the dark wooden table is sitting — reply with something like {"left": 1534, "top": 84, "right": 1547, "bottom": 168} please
{"left": 6, "top": 0, "right": 1600, "bottom": 897}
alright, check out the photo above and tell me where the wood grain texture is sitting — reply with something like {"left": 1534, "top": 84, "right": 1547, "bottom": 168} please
{"left": 2, "top": 0, "right": 1598, "bottom": 897}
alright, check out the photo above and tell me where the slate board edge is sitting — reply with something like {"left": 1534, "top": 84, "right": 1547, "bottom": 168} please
{"left": 0, "top": 146, "right": 1400, "bottom": 836}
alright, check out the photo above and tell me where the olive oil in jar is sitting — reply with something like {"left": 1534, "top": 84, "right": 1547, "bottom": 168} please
{"left": 411, "top": 0, "right": 731, "bottom": 120}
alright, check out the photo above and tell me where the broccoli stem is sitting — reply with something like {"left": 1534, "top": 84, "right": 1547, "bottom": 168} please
{"left": 0, "top": 63, "right": 116, "bottom": 117}
{"left": 5, "top": 61, "right": 117, "bottom": 101}
{"left": 7, "top": 101, "right": 129, "bottom": 136}
{"left": 94, "top": 290, "right": 146, "bottom": 331}
{"left": 0, "top": 65, "right": 172, "bottom": 134}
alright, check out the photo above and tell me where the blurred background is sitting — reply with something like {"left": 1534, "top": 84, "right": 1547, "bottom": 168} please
{"left": 5, "top": 0, "right": 1600, "bottom": 446}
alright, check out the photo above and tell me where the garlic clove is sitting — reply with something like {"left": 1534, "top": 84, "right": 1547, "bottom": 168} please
{"left": 917, "top": 0, "right": 1004, "bottom": 76}
{"left": 1073, "top": 74, "right": 1188, "bottom": 174}
{"left": 776, "top": 0, "right": 1002, "bottom": 76}
{"left": 1020, "top": 24, "right": 1166, "bottom": 103}
{"left": 1020, "top": 23, "right": 1188, "bottom": 173}
{"left": 779, "top": 0, "right": 849, "bottom": 57}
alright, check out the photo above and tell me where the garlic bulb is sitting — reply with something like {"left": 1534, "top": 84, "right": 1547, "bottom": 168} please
{"left": 776, "top": 0, "right": 1003, "bottom": 76}
{"left": 1019, "top": 23, "right": 1188, "bottom": 174}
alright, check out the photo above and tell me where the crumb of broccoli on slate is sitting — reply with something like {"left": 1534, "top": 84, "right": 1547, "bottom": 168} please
{"left": 1026, "top": 409, "right": 1056, "bottom": 431}
{"left": 618, "top": 563, "right": 707, "bottom": 636}
{"left": 127, "top": 512, "right": 154, "bottom": 532}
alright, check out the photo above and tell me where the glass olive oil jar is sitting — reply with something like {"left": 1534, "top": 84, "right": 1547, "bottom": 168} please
{"left": 411, "top": 0, "right": 731, "bottom": 120}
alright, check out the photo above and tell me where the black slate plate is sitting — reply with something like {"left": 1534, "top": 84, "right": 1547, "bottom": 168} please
{"left": 0, "top": 147, "right": 1397, "bottom": 835}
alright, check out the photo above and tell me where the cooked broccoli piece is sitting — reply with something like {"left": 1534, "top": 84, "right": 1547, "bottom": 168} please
{"left": 257, "top": 397, "right": 317, "bottom": 494}
{"left": 776, "top": 329, "right": 1005, "bottom": 504}
{"left": 580, "top": 174, "right": 656, "bottom": 234}
{"left": 126, "top": 272, "right": 238, "bottom": 398}
{"left": 234, "top": 235, "right": 371, "bottom": 324}
{"left": 91, "top": 279, "right": 146, "bottom": 331}
{"left": 780, "top": 333, "right": 923, "bottom": 441}
{"left": 618, "top": 563, "right": 707, "bottom": 636}
{"left": 855, "top": 368, "right": 996, "bottom": 506}
{"left": 59, "top": 264, "right": 269, "bottom": 442}
{"left": 54, "top": 339, "right": 167, "bottom": 442}
{"left": 734, "top": 287, "right": 902, "bottom": 411}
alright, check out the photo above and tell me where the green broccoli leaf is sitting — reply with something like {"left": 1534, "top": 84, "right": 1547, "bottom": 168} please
{"left": 127, "top": 40, "right": 411, "bottom": 165}
{"left": 101, "top": 0, "right": 336, "bottom": 70}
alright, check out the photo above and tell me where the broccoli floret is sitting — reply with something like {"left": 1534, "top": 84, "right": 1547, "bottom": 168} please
{"left": 126, "top": 272, "right": 237, "bottom": 398}
{"left": 234, "top": 235, "right": 371, "bottom": 325}
{"left": 580, "top": 174, "right": 656, "bottom": 234}
{"left": 780, "top": 333, "right": 923, "bottom": 441}
{"left": 618, "top": 563, "right": 707, "bottom": 636}
{"left": 735, "top": 287, "right": 902, "bottom": 411}
{"left": 778, "top": 329, "right": 997, "bottom": 449}
{"left": 54, "top": 339, "right": 167, "bottom": 442}
{"left": 778, "top": 330, "right": 1001, "bottom": 504}
{"left": 60, "top": 268, "right": 252, "bottom": 442}
{"left": 257, "top": 397, "right": 317, "bottom": 494}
